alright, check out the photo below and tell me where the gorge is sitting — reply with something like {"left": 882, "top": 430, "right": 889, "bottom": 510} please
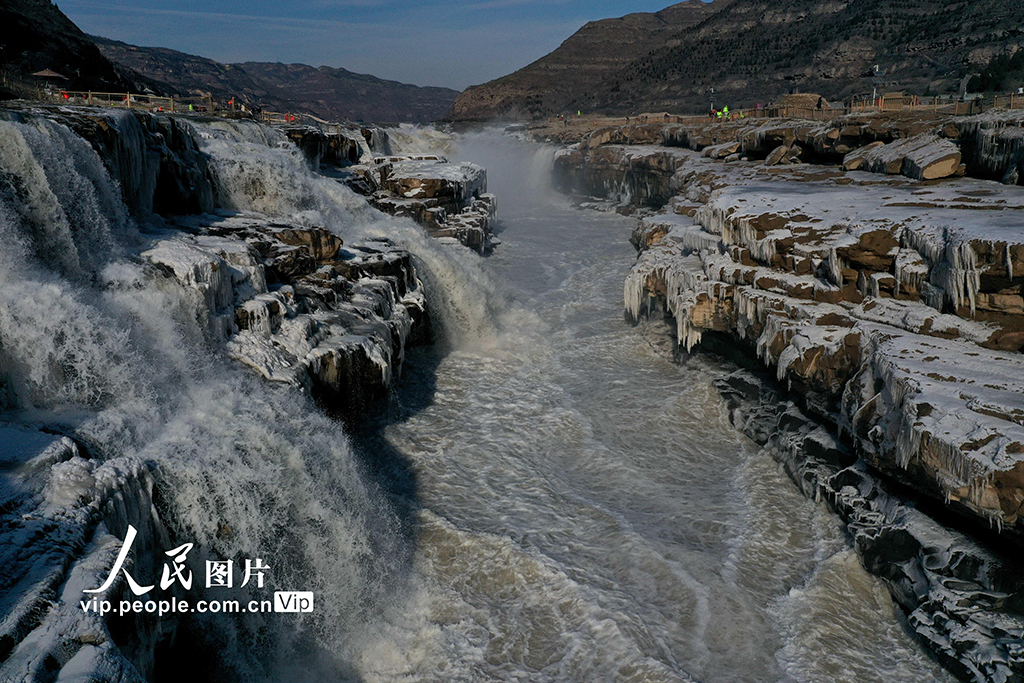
{"left": 548, "top": 111, "right": 1024, "bottom": 682}
{"left": 0, "top": 101, "right": 1020, "bottom": 683}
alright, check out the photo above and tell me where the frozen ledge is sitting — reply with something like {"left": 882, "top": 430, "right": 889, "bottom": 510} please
{"left": 617, "top": 148, "right": 1024, "bottom": 541}
{"left": 144, "top": 213, "right": 429, "bottom": 413}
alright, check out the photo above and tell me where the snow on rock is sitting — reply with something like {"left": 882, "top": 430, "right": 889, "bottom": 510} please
{"left": 606, "top": 145, "right": 1024, "bottom": 541}
{"left": 716, "top": 371, "right": 1024, "bottom": 683}
{"left": 845, "top": 330, "right": 1024, "bottom": 531}
{"left": 0, "top": 425, "right": 169, "bottom": 682}
{"left": 855, "top": 134, "right": 963, "bottom": 180}
{"left": 556, "top": 115, "right": 1024, "bottom": 682}
{"left": 144, "top": 213, "right": 427, "bottom": 413}
{"left": 338, "top": 155, "right": 497, "bottom": 253}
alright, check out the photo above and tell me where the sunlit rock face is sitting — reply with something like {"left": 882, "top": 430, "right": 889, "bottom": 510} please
{"left": 554, "top": 117, "right": 1024, "bottom": 681}
{"left": 544, "top": 112, "right": 1024, "bottom": 186}
{"left": 608, "top": 148, "right": 1024, "bottom": 538}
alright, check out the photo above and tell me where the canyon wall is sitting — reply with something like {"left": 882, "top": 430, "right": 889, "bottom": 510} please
{"left": 553, "top": 117, "right": 1024, "bottom": 682}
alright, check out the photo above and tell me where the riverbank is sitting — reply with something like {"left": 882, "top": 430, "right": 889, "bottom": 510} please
{"left": 550, "top": 119, "right": 1024, "bottom": 682}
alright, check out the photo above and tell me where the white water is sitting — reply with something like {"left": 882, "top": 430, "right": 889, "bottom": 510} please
{"left": 334, "top": 132, "right": 957, "bottom": 683}
{"left": 0, "top": 117, "right": 954, "bottom": 683}
{"left": 195, "top": 119, "right": 500, "bottom": 348}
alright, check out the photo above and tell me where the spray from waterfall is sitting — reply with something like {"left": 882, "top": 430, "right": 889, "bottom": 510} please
{"left": 190, "top": 119, "right": 503, "bottom": 350}
{"left": 0, "top": 113, "right": 500, "bottom": 681}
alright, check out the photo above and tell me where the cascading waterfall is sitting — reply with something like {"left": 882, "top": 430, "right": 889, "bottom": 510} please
{"left": 386, "top": 124, "right": 459, "bottom": 157}
{"left": 0, "top": 113, "right": 500, "bottom": 681}
{"left": 191, "top": 119, "right": 502, "bottom": 349}
{"left": 0, "top": 113, "right": 966, "bottom": 683}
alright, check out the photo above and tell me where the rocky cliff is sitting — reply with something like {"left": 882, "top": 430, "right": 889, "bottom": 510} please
{"left": 448, "top": 0, "right": 722, "bottom": 121}
{"left": 450, "top": 0, "right": 1024, "bottom": 121}
{"left": 553, "top": 113, "right": 1024, "bottom": 682}
{"left": 0, "top": 0, "right": 130, "bottom": 92}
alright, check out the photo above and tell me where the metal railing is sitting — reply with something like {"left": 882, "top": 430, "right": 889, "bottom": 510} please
{"left": 847, "top": 94, "right": 1024, "bottom": 116}
{"left": 41, "top": 90, "right": 216, "bottom": 113}
{"left": 549, "top": 93, "right": 1024, "bottom": 129}
{"left": 1, "top": 71, "right": 222, "bottom": 114}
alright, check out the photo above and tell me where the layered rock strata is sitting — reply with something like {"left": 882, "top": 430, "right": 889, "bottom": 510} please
{"left": 615, "top": 149, "right": 1024, "bottom": 538}
{"left": 344, "top": 155, "right": 497, "bottom": 253}
{"left": 542, "top": 111, "right": 1024, "bottom": 186}
{"left": 716, "top": 371, "right": 1024, "bottom": 683}
{"left": 145, "top": 213, "right": 428, "bottom": 412}
{"left": 277, "top": 123, "right": 498, "bottom": 253}
{"left": 555, "top": 133, "right": 1024, "bottom": 682}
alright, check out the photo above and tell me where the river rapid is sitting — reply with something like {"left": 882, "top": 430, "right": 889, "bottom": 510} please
{"left": 344, "top": 132, "right": 955, "bottom": 683}
{"left": 0, "top": 114, "right": 955, "bottom": 683}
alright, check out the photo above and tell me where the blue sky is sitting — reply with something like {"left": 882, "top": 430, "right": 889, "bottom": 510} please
{"left": 60, "top": 0, "right": 695, "bottom": 91}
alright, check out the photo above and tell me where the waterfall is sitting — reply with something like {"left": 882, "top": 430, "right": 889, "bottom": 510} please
{"left": 0, "top": 113, "right": 498, "bottom": 681}
{"left": 385, "top": 124, "right": 459, "bottom": 156}
{"left": 190, "top": 119, "right": 502, "bottom": 350}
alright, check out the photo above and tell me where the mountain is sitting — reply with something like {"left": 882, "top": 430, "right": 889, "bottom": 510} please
{"left": 237, "top": 62, "right": 460, "bottom": 124}
{"left": 93, "top": 37, "right": 459, "bottom": 123}
{"left": 448, "top": 0, "right": 1024, "bottom": 121}
{"left": 0, "top": 0, "right": 130, "bottom": 92}
{"left": 448, "top": 0, "right": 725, "bottom": 121}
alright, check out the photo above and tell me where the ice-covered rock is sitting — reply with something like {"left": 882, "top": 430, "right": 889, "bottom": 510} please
{"left": 144, "top": 213, "right": 428, "bottom": 413}
{"left": 715, "top": 371, "right": 1024, "bottom": 683}
{"left": 550, "top": 110, "right": 1024, "bottom": 184}
{"left": 341, "top": 155, "right": 497, "bottom": 252}
{"left": 604, "top": 146, "right": 1024, "bottom": 544}
{"left": 0, "top": 425, "right": 171, "bottom": 682}
{"left": 553, "top": 144, "right": 686, "bottom": 209}
{"left": 853, "top": 134, "right": 963, "bottom": 180}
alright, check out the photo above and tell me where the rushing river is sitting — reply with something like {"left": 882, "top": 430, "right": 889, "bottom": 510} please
{"left": 0, "top": 116, "right": 955, "bottom": 683}
{"left": 343, "top": 133, "right": 956, "bottom": 683}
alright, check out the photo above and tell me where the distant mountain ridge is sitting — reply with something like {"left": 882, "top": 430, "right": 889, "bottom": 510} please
{"left": 0, "top": 0, "right": 458, "bottom": 123}
{"left": 449, "top": 0, "right": 1024, "bottom": 121}
{"left": 93, "top": 37, "right": 459, "bottom": 123}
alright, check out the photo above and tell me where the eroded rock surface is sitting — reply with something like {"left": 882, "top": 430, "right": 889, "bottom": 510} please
{"left": 615, "top": 149, "right": 1024, "bottom": 539}
{"left": 0, "top": 426, "right": 171, "bottom": 683}
{"left": 144, "top": 214, "right": 428, "bottom": 413}
{"left": 343, "top": 155, "right": 497, "bottom": 253}
{"left": 545, "top": 110, "right": 1024, "bottom": 186}
{"left": 717, "top": 372, "right": 1024, "bottom": 683}
{"left": 554, "top": 125, "right": 1024, "bottom": 681}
